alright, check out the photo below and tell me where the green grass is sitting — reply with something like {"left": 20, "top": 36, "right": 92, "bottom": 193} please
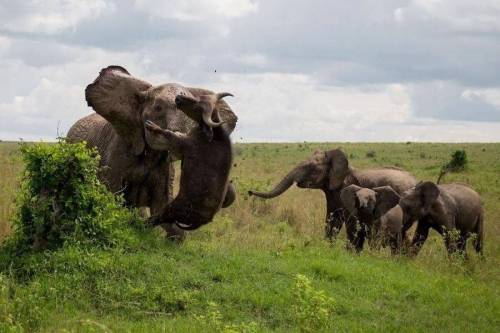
{"left": 1, "top": 142, "right": 500, "bottom": 332}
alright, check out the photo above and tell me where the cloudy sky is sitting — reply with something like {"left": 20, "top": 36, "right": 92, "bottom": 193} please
{"left": 1, "top": 0, "right": 500, "bottom": 142}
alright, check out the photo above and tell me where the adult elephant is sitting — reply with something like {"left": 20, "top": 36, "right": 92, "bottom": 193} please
{"left": 248, "top": 149, "right": 416, "bottom": 249}
{"left": 67, "top": 66, "right": 237, "bottom": 238}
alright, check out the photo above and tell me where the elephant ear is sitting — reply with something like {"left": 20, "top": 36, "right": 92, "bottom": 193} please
{"left": 373, "top": 186, "right": 401, "bottom": 218}
{"left": 327, "top": 149, "right": 349, "bottom": 190}
{"left": 187, "top": 87, "right": 238, "bottom": 133}
{"left": 418, "top": 181, "right": 440, "bottom": 211}
{"left": 85, "top": 66, "right": 152, "bottom": 155}
{"left": 340, "top": 184, "right": 362, "bottom": 215}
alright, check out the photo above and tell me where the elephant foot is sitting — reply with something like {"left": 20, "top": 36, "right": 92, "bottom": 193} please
{"left": 345, "top": 241, "right": 363, "bottom": 254}
{"left": 324, "top": 224, "right": 340, "bottom": 242}
{"left": 138, "top": 206, "right": 151, "bottom": 218}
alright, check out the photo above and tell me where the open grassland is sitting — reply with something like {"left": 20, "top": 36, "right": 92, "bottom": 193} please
{"left": 1, "top": 141, "right": 500, "bottom": 332}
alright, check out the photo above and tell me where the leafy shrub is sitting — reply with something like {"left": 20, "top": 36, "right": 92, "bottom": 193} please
{"left": 292, "top": 274, "right": 335, "bottom": 332}
{"left": 445, "top": 150, "right": 468, "bottom": 171}
{"left": 195, "top": 301, "right": 258, "bottom": 333}
{"left": 2, "top": 140, "right": 142, "bottom": 254}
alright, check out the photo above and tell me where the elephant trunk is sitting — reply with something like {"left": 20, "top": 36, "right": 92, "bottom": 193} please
{"left": 248, "top": 166, "right": 303, "bottom": 199}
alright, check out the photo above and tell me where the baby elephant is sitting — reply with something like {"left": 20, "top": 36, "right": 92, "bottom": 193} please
{"left": 340, "top": 185, "right": 403, "bottom": 254}
{"left": 145, "top": 92, "right": 235, "bottom": 231}
{"left": 399, "top": 181, "right": 484, "bottom": 256}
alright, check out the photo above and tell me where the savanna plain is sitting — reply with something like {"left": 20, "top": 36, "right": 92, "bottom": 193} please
{"left": 0, "top": 141, "right": 499, "bottom": 332}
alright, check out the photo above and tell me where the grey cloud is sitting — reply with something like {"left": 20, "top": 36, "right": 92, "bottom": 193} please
{"left": 3, "top": 1, "right": 499, "bottom": 86}
{"left": 409, "top": 81, "right": 500, "bottom": 122}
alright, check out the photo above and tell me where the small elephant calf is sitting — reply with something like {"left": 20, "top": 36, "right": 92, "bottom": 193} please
{"left": 340, "top": 185, "right": 404, "bottom": 254}
{"left": 399, "top": 181, "right": 484, "bottom": 256}
{"left": 145, "top": 92, "right": 235, "bottom": 231}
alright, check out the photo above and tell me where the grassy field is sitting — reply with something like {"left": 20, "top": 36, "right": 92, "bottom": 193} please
{"left": 1, "top": 141, "right": 499, "bottom": 332}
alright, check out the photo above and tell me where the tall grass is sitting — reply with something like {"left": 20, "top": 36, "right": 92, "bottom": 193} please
{"left": 0, "top": 142, "right": 23, "bottom": 242}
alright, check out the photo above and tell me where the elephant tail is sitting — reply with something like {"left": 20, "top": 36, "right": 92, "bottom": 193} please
{"left": 473, "top": 210, "right": 484, "bottom": 255}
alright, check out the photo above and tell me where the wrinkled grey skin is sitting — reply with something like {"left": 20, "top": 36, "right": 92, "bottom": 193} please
{"left": 399, "top": 182, "right": 484, "bottom": 256}
{"left": 67, "top": 66, "right": 237, "bottom": 239}
{"left": 248, "top": 149, "right": 417, "bottom": 248}
{"left": 145, "top": 92, "right": 235, "bottom": 231}
{"left": 340, "top": 185, "right": 404, "bottom": 253}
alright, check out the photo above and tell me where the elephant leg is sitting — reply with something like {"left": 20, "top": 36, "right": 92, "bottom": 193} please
{"left": 458, "top": 234, "right": 468, "bottom": 256}
{"left": 345, "top": 217, "right": 366, "bottom": 252}
{"left": 367, "top": 221, "right": 382, "bottom": 250}
{"left": 443, "top": 232, "right": 457, "bottom": 255}
{"left": 389, "top": 236, "right": 400, "bottom": 255}
{"left": 149, "top": 167, "right": 185, "bottom": 243}
{"left": 473, "top": 214, "right": 484, "bottom": 255}
{"left": 410, "top": 221, "right": 430, "bottom": 256}
{"left": 399, "top": 223, "right": 413, "bottom": 255}
{"left": 325, "top": 208, "right": 345, "bottom": 241}
{"left": 388, "top": 230, "right": 403, "bottom": 255}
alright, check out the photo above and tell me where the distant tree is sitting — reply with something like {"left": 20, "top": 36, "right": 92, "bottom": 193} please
{"left": 437, "top": 150, "right": 468, "bottom": 184}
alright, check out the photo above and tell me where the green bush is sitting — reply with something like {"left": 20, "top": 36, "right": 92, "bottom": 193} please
{"left": 366, "top": 150, "right": 376, "bottom": 158}
{"left": 2, "top": 140, "right": 142, "bottom": 255}
{"left": 445, "top": 150, "right": 468, "bottom": 172}
{"left": 437, "top": 150, "right": 468, "bottom": 184}
{"left": 292, "top": 274, "right": 336, "bottom": 332}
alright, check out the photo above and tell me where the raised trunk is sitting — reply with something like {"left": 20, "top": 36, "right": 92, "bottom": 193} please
{"left": 249, "top": 167, "right": 302, "bottom": 199}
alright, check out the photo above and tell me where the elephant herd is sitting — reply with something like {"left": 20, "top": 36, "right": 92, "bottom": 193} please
{"left": 249, "top": 149, "right": 484, "bottom": 256}
{"left": 68, "top": 66, "right": 484, "bottom": 256}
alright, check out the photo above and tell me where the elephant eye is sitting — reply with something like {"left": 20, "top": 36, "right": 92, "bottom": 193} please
{"left": 154, "top": 105, "right": 162, "bottom": 112}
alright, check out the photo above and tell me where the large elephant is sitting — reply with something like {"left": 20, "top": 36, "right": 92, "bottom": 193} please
{"left": 399, "top": 181, "right": 484, "bottom": 256}
{"left": 67, "top": 66, "right": 237, "bottom": 237}
{"left": 248, "top": 149, "right": 416, "bottom": 247}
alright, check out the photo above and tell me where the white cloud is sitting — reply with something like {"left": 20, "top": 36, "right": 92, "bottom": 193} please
{"left": 237, "top": 53, "right": 268, "bottom": 67}
{"left": 134, "top": 0, "right": 258, "bottom": 21}
{"left": 0, "top": 78, "right": 84, "bottom": 139}
{"left": 0, "top": 0, "right": 109, "bottom": 34}
{"left": 203, "top": 73, "right": 411, "bottom": 141}
{"left": 0, "top": 44, "right": 147, "bottom": 140}
{"left": 0, "top": 35, "right": 11, "bottom": 54}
